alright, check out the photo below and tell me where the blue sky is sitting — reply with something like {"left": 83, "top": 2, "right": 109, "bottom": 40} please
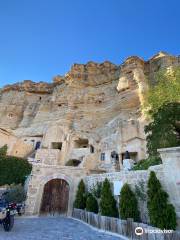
{"left": 0, "top": 0, "right": 179, "bottom": 87}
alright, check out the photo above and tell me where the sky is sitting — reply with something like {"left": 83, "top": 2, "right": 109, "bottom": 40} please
{"left": 0, "top": 0, "right": 179, "bottom": 87}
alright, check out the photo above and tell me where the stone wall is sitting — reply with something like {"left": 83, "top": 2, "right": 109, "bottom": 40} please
{"left": 158, "top": 147, "right": 180, "bottom": 222}
{"left": 85, "top": 170, "right": 149, "bottom": 191}
{"left": 85, "top": 147, "right": 180, "bottom": 227}
{"left": 85, "top": 168, "right": 150, "bottom": 223}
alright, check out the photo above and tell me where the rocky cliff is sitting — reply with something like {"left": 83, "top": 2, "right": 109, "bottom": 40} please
{"left": 0, "top": 52, "right": 179, "bottom": 139}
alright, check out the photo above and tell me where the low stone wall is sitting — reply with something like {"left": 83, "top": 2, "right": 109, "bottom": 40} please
{"left": 85, "top": 169, "right": 150, "bottom": 223}
{"left": 85, "top": 147, "right": 180, "bottom": 228}
{"left": 72, "top": 208, "right": 180, "bottom": 240}
{"left": 85, "top": 170, "right": 149, "bottom": 191}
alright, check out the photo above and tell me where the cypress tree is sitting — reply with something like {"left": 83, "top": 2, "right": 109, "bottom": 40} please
{"left": 100, "top": 178, "right": 118, "bottom": 218}
{"left": 147, "top": 171, "right": 177, "bottom": 230}
{"left": 86, "top": 193, "right": 99, "bottom": 213}
{"left": 73, "top": 179, "right": 86, "bottom": 210}
{"left": 119, "top": 183, "right": 140, "bottom": 221}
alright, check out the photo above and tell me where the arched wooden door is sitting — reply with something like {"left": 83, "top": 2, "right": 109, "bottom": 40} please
{"left": 40, "top": 179, "right": 69, "bottom": 216}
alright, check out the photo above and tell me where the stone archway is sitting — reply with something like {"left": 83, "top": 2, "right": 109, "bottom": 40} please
{"left": 40, "top": 178, "right": 69, "bottom": 216}
{"left": 26, "top": 173, "right": 74, "bottom": 216}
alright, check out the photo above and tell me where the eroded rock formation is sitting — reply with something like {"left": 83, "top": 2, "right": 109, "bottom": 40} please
{"left": 0, "top": 52, "right": 179, "bottom": 166}
{"left": 0, "top": 52, "right": 179, "bottom": 158}
{"left": 1, "top": 51, "right": 179, "bottom": 216}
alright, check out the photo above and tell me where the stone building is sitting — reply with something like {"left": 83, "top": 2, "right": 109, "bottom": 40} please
{"left": 0, "top": 52, "right": 179, "bottom": 216}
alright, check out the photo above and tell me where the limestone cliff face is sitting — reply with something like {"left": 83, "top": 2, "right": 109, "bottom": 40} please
{"left": 0, "top": 52, "right": 179, "bottom": 139}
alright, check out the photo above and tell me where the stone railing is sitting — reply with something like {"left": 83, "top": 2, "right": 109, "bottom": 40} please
{"left": 72, "top": 208, "right": 180, "bottom": 240}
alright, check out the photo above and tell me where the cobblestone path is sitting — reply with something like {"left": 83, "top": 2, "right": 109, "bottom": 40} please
{"left": 0, "top": 217, "right": 125, "bottom": 240}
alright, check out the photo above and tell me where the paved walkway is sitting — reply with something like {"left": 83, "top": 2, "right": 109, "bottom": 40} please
{"left": 0, "top": 217, "right": 124, "bottom": 240}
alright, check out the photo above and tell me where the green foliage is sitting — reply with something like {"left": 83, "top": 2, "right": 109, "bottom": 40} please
{"left": 0, "top": 145, "right": 8, "bottom": 158}
{"left": 74, "top": 180, "right": 86, "bottom": 210}
{"left": 145, "top": 102, "right": 180, "bottom": 156}
{"left": 3, "top": 184, "right": 26, "bottom": 203}
{"left": 90, "top": 182, "right": 102, "bottom": 199}
{"left": 100, "top": 178, "right": 118, "bottom": 218}
{"left": 119, "top": 183, "right": 140, "bottom": 221}
{"left": 135, "top": 180, "right": 147, "bottom": 202}
{"left": 0, "top": 155, "right": 32, "bottom": 186}
{"left": 133, "top": 156, "right": 162, "bottom": 170}
{"left": 144, "top": 67, "right": 180, "bottom": 115}
{"left": 86, "top": 193, "right": 99, "bottom": 213}
{"left": 147, "top": 171, "right": 177, "bottom": 230}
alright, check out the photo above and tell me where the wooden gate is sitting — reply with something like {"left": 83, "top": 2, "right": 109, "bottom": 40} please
{"left": 40, "top": 179, "right": 69, "bottom": 216}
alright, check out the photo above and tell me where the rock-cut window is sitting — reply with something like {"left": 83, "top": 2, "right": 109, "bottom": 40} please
{"left": 8, "top": 113, "right": 13, "bottom": 118}
{"left": 101, "top": 153, "right": 105, "bottom": 161}
{"left": 90, "top": 145, "right": 94, "bottom": 153}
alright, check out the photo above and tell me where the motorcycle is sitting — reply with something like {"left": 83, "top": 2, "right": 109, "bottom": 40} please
{"left": 0, "top": 199, "right": 16, "bottom": 232}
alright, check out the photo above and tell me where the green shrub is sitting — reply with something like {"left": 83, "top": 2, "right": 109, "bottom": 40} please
{"left": 0, "top": 155, "right": 32, "bottom": 186}
{"left": 147, "top": 171, "right": 177, "bottom": 230}
{"left": 100, "top": 178, "right": 118, "bottom": 218}
{"left": 0, "top": 145, "right": 8, "bottom": 158}
{"left": 144, "top": 67, "right": 180, "bottom": 116}
{"left": 3, "top": 184, "right": 26, "bottom": 203}
{"left": 145, "top": 102, "right": 180, "bottom": 156}
{"left": 133, "top": 156, "right": 162, "bottom": 170}
{"left": 86, "top": 193, "right": 99, "bottom": 213}
{"left": 73, "top": 179, "right": 86, "bottom": 209}
{"left": 119, "top": 183, "right": 140, "bottom": 221}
